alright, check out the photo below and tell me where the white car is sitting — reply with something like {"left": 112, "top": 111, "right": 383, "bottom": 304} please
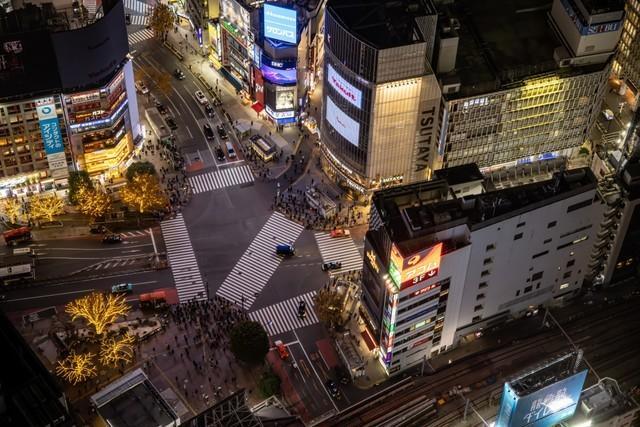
{"left": 194, "top": 90, "right": 208, "bottom": 105}
{"left": 135, "top": 80, "right": 149, "bottom": 94}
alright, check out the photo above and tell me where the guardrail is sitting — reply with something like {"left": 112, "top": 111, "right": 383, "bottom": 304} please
{"left": 163, "top": 41, "right": 184, "bottom": 61}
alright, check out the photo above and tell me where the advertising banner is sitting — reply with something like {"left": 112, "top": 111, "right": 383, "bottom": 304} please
{"left": 261, "top": 63, "right": 296, "bottom": 85}
{"left": 265, "top": 105, "right": 294, "bottom": 119}
{"left": 496, "top": 370, "right": 588, "bottom": 427}
{"left": 263, "top": 4, "right": 297, "bottom": 44}
{"left": 276, "top": 89, "right": 295, "bottom": 110}
{"left": 328, "top": 64, "right": 362, "bottom": 109}
{"left": 36, "top": 100, "right": 65, "bottom": 156}
{"left": 326, "top": 96, "right": 360, "bottom": 147}
{"left": 389, "top": 243, "right": 442, "bottom": 289}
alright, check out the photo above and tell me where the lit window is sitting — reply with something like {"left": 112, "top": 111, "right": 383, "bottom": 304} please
{"left": 560, "top": 282, "right": 570, "bottom": 290}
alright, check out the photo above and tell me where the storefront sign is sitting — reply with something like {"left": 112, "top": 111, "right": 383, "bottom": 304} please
{"left": 263, "top": 4, "right": 297, "bottom": 44}
{"left": 265, "top": 105, "right": 295, "bottom": 119}
{"left": 328, "top": 64, "right": 362, "bottom": 109}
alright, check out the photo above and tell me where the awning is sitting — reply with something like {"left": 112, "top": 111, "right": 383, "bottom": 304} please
{"left": 251, "top": 102, "right": 264, "bottom": 113}
{"left": 360, "top": 328, "right": 377, "bottom": 351}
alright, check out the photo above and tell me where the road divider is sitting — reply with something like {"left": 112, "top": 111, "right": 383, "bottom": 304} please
{"left": 163, "top": 41, "right": 184, "bottom": 61}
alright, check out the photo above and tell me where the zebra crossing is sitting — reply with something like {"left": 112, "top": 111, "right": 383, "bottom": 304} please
{"left": 128, "top": 28, "right": 154, "bottom": 46}
{"left": 161, "top": 214, "right": 208, "bottom": 302}
{"left": 121, "top": 230, "right": 148, "bottom": 238}
{"left": 84, "top": 0, "right": 97, "bottom": 16}
{"left": 128, "top": 14, "right": 150, "bottom": 26}
{"left": 189, "top": 165, "right": 254, "bottom": 195}
{"left": 249, "top": 291, "right": 318, "bottom": 336}
{"left": 77, "top": 256, "right": 154, "bottom": 273}
{"left": 216, "top": 212, "right": 304, "bottom": 308}
{"left": 124, "top": 0, "right": 152, "bottom": 15}
{"left": 315, "top": 232, "right": 363, "bottom": 276}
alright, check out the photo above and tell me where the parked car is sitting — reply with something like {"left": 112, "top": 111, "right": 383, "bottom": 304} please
{"left": 102, "top": 234, "right": 122, "bottom": 244}
{"left": 216, "top": 125, "right": 228, "bottom": 140}
{"left": 274, "top": 340, "right": 289, "bottom": 359}
{"left": 194, "top": 90, "right": 208, "bottom": 105}
{"left": 90, "top": 224, "right": 108, "bottom": 234}
{"left": 325, "top": 380, "right": 339, "bottom": 398}
{"left": 174, "top": 68, "right": 186, "bottom": 80}
{"left": 111, "top": 283, "right": 133, "bottom": 294}
{"left": 157, "top": 104, "right": 168, "bottom": 115}
{"left": 215, "top": 146, "right": 226, "bottom": 161}
{"left": 321, "top": 261, "right": 342, "bottom": 271}
{"left": 166, "top": 117, "right": 178, "bottom": 130}
{"left": 203, "top": 123, "right": 214, "bottom": 140}
{"left": 135, "top": 81, "right": 149, "bottom": 94}
{"left": 205, "top": 104, "right": 215, "bottom": 118}
{"left": 330, "top": 229, "right": 350, "bottom": 238}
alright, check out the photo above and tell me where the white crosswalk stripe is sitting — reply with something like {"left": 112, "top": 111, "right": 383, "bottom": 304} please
{"left": 216, "top": 212, "right": 304, "bottom": 308}
{"left": 189, "top": 165, "right": 254, "bottom": 195}
{"left": 161, "top": 214, "right": 208, "bottom": 302}
{"left": 129, "top": 14, "right": 149, "bottom": 26}
{"left": 128, "top": 28, "right": 154, "bottom": 46}
{"left": 124, "top": 0, "right": 151, "bottom": 14}
{"left": 79, "top": 256, "right": 153, "bottom": 272}
{"left": 84, "top": 0, "right": 97, "bottom": 16}
{"left": 315, "top": 232, "right": 363, "bottom": 276}
{"left": 122, "top": 230, "right": 147, "bottom": 237}
{"left": 249, "top": 291, "right": 318, "bottom": 336}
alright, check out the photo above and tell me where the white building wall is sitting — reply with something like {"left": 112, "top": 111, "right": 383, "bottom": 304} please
{"left": 123, "top": 60, "right": 141, "bottom": 141}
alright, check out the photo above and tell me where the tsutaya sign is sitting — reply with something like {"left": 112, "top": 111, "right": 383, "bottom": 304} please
{"left": 327, "top": 64, "right": 362, "bottom": 109}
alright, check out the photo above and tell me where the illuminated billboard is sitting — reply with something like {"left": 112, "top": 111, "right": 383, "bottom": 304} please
{"left": 275, "top": 89, "right": 295, "bottom": 110}
{"left": 261, "top": 63, "right": 296, "bottom": 85}
{"left": 263, "top": 4, "right": 297, "bottom": 44}
{"left": 326, "top": 96, "right": 360, "bottom": 147}
{"left": 389, "top": 243, "right": 442, "bottom": 289}
{"left": 496, "top": 370, "right": 588, "bottom": 427}
{"left": 328, "top": 64, "right": 362, "bottom": 109}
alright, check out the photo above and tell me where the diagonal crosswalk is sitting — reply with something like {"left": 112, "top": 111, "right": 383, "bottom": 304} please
{"left": 315, "top": 232, "right": 363, "bottom": 276}
{"left": 249, "top": 291, "right": 318, "bottom": 336}
{"left": 124, "top": 0, "right": 151, "bottom": 14}
{"left": 128, "top": 28, "right": 154, "bottom": 46}
{"left": 77, "top": 256, "right": 154, "bottom": 273}
{"left": 161, "top": 214, "right": 208, "bottom": 302}
{"left": 216, "top": 212, "right": 304, "bottom": 308}
{"left": 189, "top": 165, "right": 254, "bottom": 195}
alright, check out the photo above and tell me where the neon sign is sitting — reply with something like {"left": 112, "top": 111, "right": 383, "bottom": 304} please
{"left": 389, "top": 243, "right": 442, "bottom": 289}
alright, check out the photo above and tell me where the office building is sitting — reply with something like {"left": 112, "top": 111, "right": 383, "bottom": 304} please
{"left": 435, "top": 0, "right": 620, "bottom": 172}
{"left": 613, "top": 0, "right": 640, "bottom": 109}
{"left": 320, "top": 0, "right": 441, "bottom": 194}
{"left": 360, "top": 166, "right": 603, "bottom": 374}
{"left": 0, "top": 0, "right": 140, "bottom": 197}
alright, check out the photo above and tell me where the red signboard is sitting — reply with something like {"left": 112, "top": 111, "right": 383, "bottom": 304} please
{"left": 389, "top": 242, "right": 443, "bottom": 290}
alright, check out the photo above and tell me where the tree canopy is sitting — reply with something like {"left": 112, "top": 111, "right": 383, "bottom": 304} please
{"left": 68, "top": 171, "right": 93, "bottom": 205}
{"left": 229, "top": 320, "right": 269, "bottom": 365}
{"left": 126, "top": 161, "right": 157, "bottom": 182}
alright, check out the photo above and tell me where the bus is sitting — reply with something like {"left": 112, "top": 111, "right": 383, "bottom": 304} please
{"left": 3, "top": 227, "right": 32, "bottom": 246}
{"left": 1, "top": 254, "right": 35, "bottom": 286}
{"left": 250, "top": 135, "right": 276, "bottom": 162}
{"left": 145, "top": 108, "right": 172, "bottom": 143}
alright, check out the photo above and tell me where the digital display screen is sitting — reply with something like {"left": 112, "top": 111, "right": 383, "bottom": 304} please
{"left": 389, "top": 243, "right": 442, "bottom": 289}
{"left": 325, "top": 96, "right": 360, "bottom": 147}
{"left": 263, "top": 4, "right": 297, "bottom": 44}
{"left": 496, "top": 370, "right": 588, "bottom": 427}
{"left": 328, "top": 64, "right": 362, "bottom": 109}
{"left": 276, "top": 89, "right": 295, "bottom": 110}
{"left": 261, "top": 63, "right": 296, "bottom": 85}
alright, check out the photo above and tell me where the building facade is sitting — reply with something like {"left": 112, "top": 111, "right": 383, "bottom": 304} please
{"left": 320, "top": 0, "right": 440, "bottom": 194}
{"left": 613, "top": 0, "right": 640, "bottom": 107}
{"left": 360, "top": 167, "right": 603, "bottom": 374}
{"left": 0, "top": 0, "right": 140, "bottom": 196}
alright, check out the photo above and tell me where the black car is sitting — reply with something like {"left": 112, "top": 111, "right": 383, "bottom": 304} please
{"left": 205, "top": 104, "right": 215, "bottom": 118}
{"left": 125, "top": 14, "right": 131, "bottom": 25}
{"left": 166, "top": 117, "right": 178, "bottom": 130}
{"left": 203, "top": 123, "right": 214, "bottom": 140}
{"left": 216, "top": 125, "right": 228, "bottom": 140}
{"left": 297, "top": 300, "right": 306, "bottom": 318}
{"left": 157, "top": 104, "right": 168, "bottom": 115}
{"left": 321, "top": 261, "right": 342, "bottom": 271}
{"left": 325, "top": 380, "right": 339, "bottom": 398}
{"left": 174, "top": 68, "right": 186, "bottom": 80}
{"left": 215, "top": 147, "right": 225, "bottom": 161}
{"left": 102, "top": 234, "right": 122, "bottom": 244}
{"left": 90, "top": 224, "right": 108, "bottom": 234}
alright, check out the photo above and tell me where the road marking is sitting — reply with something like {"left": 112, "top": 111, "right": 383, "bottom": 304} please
{"left": 7, "top": 288, "right": 96, "bottom": 302}
{"left": 43, "top": 243, "right": 152, "bottom": 251}
{"left": 189, "top": 165, "right": 254, "bottom": 194}
{"left": 315, "top": 232, "right": 363, "bottom": 276}
{"left": 249, "top": 291, "right": 318, "bottom": 336}
{"left": 294, "top": 330, "right": 339, "bottom": 411}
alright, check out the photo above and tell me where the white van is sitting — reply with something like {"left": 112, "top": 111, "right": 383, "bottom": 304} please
{"left": 226, "top": 141, "right": 236, "bottom": 158}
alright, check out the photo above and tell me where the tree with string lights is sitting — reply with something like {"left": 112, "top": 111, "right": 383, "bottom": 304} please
{"left": 99, "top": 334, "right": 135, "bottom": 367}
{"left": 76, "top": 186, "right": 112, "bottom": 220}
{"left": 120, "top": 173, "right": 167, "bottom": 214}
{"left": 56, "top": 351, "right": 97, "bottom": 384}
{"left": 0, "top": 197, "right": 23, "bottom": 223}
{"left": 65, "top": 292, "right": 130, "bottom": 336}
{"left": 29, "top": 193, "right": 65, "bottom": 222}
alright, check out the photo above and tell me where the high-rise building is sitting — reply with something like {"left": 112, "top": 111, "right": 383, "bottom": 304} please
{"left": 434, "top": 0, "right": 621, "bottom": 172}
{"left": 360, "top": 166, "right": 602, "bottom": 374}
{"left": 320, "top": 0, "right": 441, "bottom": 194}
{"left": 0, "top": 0, "right": 140, "bottom": 197}
{"left": 613, "top": 0, "right": 640, "bottom": 108}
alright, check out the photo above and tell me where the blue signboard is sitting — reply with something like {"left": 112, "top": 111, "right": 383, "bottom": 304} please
{"left": 36, "top": 103, "right": 64, "bottom": 155}
{"left": 496, "top": 370, "right": 588, "bottom": 427}
{"left": 263, "top": 4, "right": 297, "bottom": 44}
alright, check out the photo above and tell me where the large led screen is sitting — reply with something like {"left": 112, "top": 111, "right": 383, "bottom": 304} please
{"left": 276, "top": 89, "right": 295, "bottom": 110}
{"left": 328, "top": 64, "right": 362, "bottom": 109}
{"left": 389, "top": 243, "right": 442, "bottom": 289}
{"left": 496, "top": 370, "right": 587, "bottom": 427}
{"left": 326, "top": 97, "right": 359, "bottom": 147}
{"left": 263, "top": 4, "right": 297, "bottom": 44}
{"left": 261, "top": 63, "right": 296, "bottom": 85}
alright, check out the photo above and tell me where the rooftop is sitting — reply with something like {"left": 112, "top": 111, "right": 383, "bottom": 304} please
{"left": 326, "top": 0, "right": 436, "bottom": 49}
{"left": 439, "top": 0, "right": 607, "bottom": 99}
{"left": 508, "top": 352, "right": 580, "bottom": 395}
{"left": 372, "top": 167, "right": 597, "bottom": 250}
{"left": 434, "top": 163, "right": 484, "bottom": 186}
{"left": 571, "top": 378, "right": 640, "bottom": 425}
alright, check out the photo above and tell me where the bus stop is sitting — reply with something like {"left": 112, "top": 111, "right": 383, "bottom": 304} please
{"left": 145, "top": 108, "right": 172, "bottom": 143}
{"left": 249, "top": 135, "right": 276, "bottom": 162}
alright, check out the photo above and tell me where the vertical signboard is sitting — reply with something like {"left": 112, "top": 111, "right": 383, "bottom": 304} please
{"left": 36, "top": 98, "right": 68, "bottom": 176}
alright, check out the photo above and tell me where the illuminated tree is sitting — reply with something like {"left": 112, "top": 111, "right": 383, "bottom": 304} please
{"left": 149, "top": 3, "right": 175, "bottom": 42}
{"left": 65, "top": 292, "right": 130, "bottom": 335}
{"left": 126, "top": 161, "right": 157, "bottom": 181}
{"left": 0, "top": 197, "right": 23, "bottom": 223}
{"left": 314, "top": 288, "right": 345, "bottom": 328}
{"left": 100, "top": 334, "right": 135, "bottom": 367}
{"left": 29, "top": 193, "right": 65, "bottom": 222}
{"left": 120, "top": 173, "right": 167, "bottom": 214}
{"left": 76, "top": 186, "right": 112, "bottom": 220}
{"left": 68, "top": 170, "right": 93, "bottom": 204}
{"left": 56, "top": 352, "right": 97, "bottom": 384}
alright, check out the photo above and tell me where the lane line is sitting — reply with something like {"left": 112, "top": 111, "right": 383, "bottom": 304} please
{"left": 8, "top": 288, "right": 96, "bottom": 301}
